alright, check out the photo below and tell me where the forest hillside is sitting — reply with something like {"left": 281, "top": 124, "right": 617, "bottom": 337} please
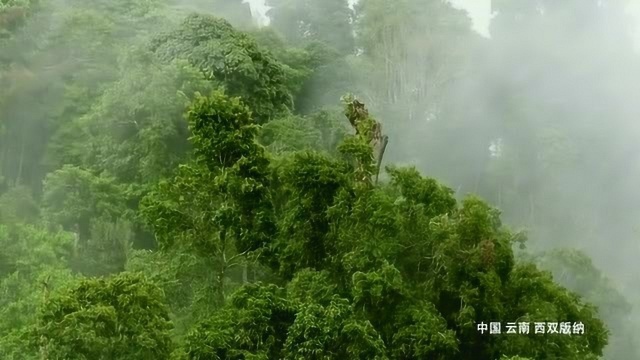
{"left": 1, "top": 0, "right": 639, "bottom": 359}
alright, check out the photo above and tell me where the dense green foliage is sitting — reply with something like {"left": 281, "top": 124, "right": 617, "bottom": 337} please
{"left": 0, "top": 0, "right": 637, "bottom": 359}
{"left": 36, "top": 272, "right": 173, "bottom": 359}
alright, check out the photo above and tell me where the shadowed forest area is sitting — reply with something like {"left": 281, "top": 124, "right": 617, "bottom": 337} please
{"left": 1, "top": 0, "right": 639, "bottom": 359}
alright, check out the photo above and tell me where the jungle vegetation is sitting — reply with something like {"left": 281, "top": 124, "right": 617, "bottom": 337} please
{"left": 0, "top": 0, "right": 638, "bottom": 359}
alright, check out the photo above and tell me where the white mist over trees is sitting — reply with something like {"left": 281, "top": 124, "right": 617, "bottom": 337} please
{"left": 1, "top": 0, "right": 639, "bottom": 359}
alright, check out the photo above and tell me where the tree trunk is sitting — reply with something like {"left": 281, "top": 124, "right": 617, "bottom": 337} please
{"left": 242, "top": 263, "right": 248, "bottom": 284}
{"left": 217, "top": 230, "right": 228, "bottom": 304}
{"left": 374, "top": 135, "right": 389, "bottom": 185}
{"left": 216, "top": 270, "right": 225, "bottom": 304}
{"left": 15, "top": 131, "right": 25, "bottom": 186}
{"left": 0, "top": 132, "right": 6, "bottom": 183}
{"left": 73, "top": 224, "right": 80, "bottom": 259}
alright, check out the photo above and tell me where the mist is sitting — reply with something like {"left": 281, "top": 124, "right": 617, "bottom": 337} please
{"left": 260, "top": 0, "right": 640, "bottom": 356}
{"left": 397, "top": 0, "right": 640, "bottom": 289}
{"left": 1, "top": 0, "right": 639, "bottom": 359}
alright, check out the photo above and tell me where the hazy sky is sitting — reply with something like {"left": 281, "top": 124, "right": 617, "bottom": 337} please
{"left": 449, "top": 0, "right": 492, "bottom": 37}
{"left": 246, "top": 0, "right": 640, "bottom": 45}
{"left": 450, "top": 0, "right": 640, "bottom": 46}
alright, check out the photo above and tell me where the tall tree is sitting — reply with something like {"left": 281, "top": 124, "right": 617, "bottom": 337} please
{"left": 354, "top": 0, "right": 474, "bottom": 111}
{"left": 142, "top": 91, "right": 276, "bottom": 304}
{"left": 267, "top": 0, "right": 355, "bottom": 55}
{"left": 150, "top": 14, "right": 295, "bottom": 123}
